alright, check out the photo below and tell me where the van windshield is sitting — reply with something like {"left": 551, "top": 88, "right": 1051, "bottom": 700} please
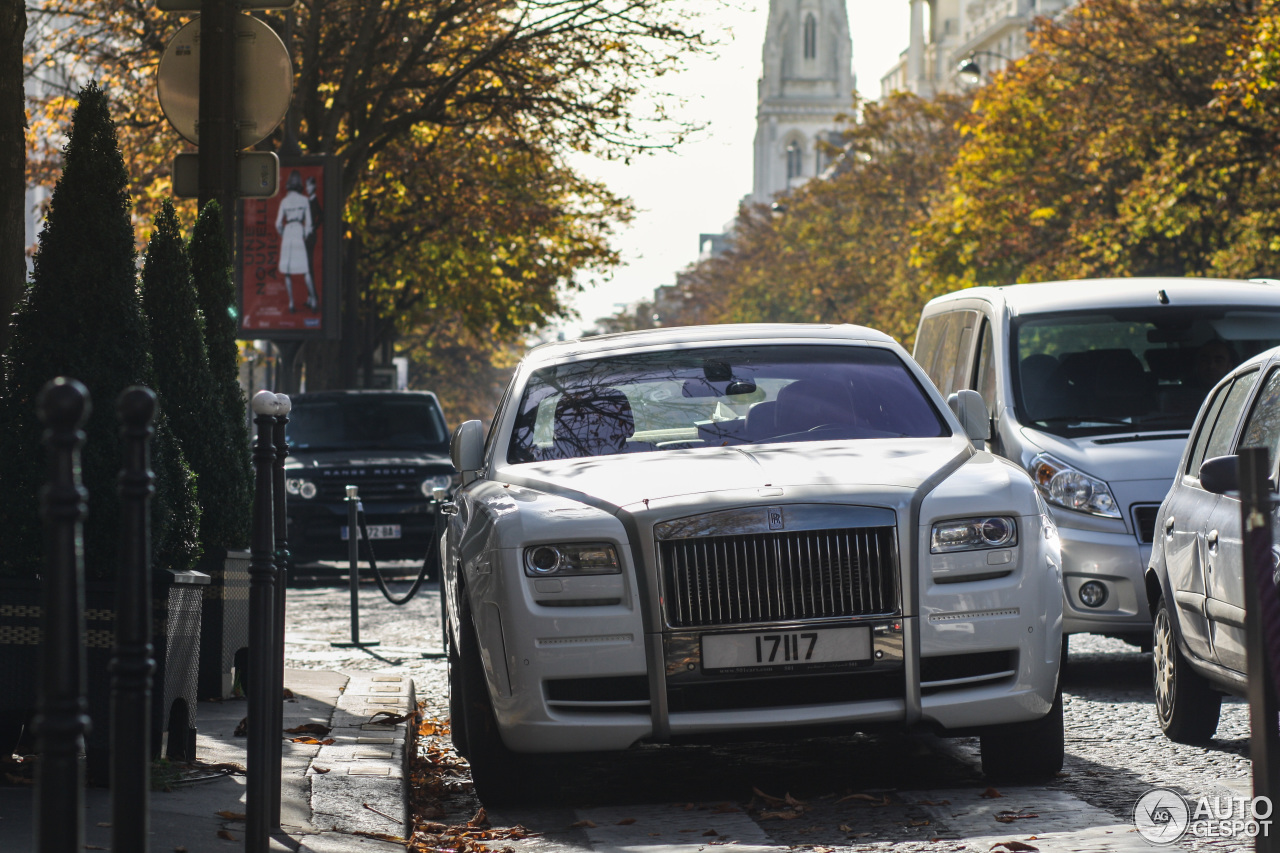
{"left": 1012, "top": 307, "right": 1280, "bottom": 437}
{"left": 286, "top": 395, "right": 450, "bottom": 451}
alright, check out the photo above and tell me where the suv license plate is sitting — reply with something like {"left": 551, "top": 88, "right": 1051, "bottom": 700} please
{"left": 340, "top": 524, "right": 402, "bottom": 541}
{"left": 701, "top": 626, "right": 870, "bottom": 673}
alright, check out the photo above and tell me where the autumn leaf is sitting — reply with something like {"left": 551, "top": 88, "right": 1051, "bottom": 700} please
{"left": 702, "top": 829, "right": 719, "bottom": 836}
{"left": 215, "top": 810, "right": 246, "bottom": 820}
{"left": 980, "top": 788, "right": 1004, "bottom": 799}
{"left": 990, "top": 842, "right": 1039, "bottom": 852}
{"left": 217, "top": 830, "right": 236, "bottom": 841}
{"left": 284, "top": 723, "right": 331, "bottom": 736}
{"left": 994, "top": 812, "right": 1039, "bottom": 823}
{"left": 836, "top": 792, "right": 890, "bottom": 805}
{"left": 233, "top": 718, "right": 247, "bottom": 737}
{"left": 616, "top": 818, "right": 637, "bottom": 825}
{"left": 314, "top": 766, "right": 331, "bottom": 774}
{"left": 570, "top": 820, "right": 597, "bottom": 828}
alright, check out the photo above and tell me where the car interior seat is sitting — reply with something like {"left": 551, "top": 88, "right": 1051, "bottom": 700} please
{"left": 745, "top": 400, "right": 779, "bottom": 442}
{"left": 1017, "top": 354, "right": 1073, "bottom": 421}
{"left": 773, "top": 378, "right": 853, "bottom": 434}
{"left": 1058, "top": 348, "right": 1156, "bottom": 419}
{"left": 550, "top": 387, "right": 636, "bottom": 459}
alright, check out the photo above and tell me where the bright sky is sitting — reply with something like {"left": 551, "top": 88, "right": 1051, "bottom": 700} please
{"left": 564, "top": 0, "right": 910, "bottom": 334}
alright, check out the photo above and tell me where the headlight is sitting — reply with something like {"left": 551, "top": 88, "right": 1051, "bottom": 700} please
{"left": 420, "top": 474, "right": 452, "bottom": 497}
{"left": 1028, "top": 453, "right": 1120, "bottom": 518}
{"left": 523, "top": 543, "right": 621, "bottom": 577}
{"left": 931, "top": 516, "right": 1018, "bottom": 553}
{"left": 286, "top": 478, "right": 317, "bottom": 499}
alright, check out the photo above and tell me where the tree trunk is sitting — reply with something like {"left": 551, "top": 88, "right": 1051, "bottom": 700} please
{"left": 0, "top": 0, "right": 27, "bottom": 355}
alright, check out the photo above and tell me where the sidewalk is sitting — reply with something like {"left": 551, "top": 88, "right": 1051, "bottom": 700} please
{"left": 0, "top": 668, "right": 417, "bottom": 852}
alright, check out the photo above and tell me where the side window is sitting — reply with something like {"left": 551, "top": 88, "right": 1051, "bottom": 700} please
{"left": 1240, "top": 367, "right": 1280, "bottom": 463}
{"left": 913, "top": 314, "right": 947, "bottom": 388}
{"left": 916, "top": 311, "right": 977, "bottom": 398}
{"left": 1201, "top": 370, "right": 1259, "bottom": 469}
{"left": 973, "top": 318, "right": 998, "bottom": 412}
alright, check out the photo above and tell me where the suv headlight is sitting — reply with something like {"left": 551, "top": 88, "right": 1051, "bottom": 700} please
{"left": 523, "top": 543, "right": 621, "bottom": 577}
{"left": 286, "top": 478, "right": 317, "bottom": 499}
{"left": 931, "top": 516, "right": 1018, "bottom": 553}
{"left": 1028, "top": 453, "right": 1120, "bottom": 518}
{"left": 420, "top": 474, "right": 452, "bottom": 497}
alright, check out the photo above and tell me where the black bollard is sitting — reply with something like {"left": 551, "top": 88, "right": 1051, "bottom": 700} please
{"left": 332, "top": 486, "right": 378, "bottom": 648}
{"left": 1241, "top": 446, "right": 1280, "bottom": 851}
{"left": 270, "top": 393, "right": 290, "bottom": 829}
{"left": 246, "top": 390, "right": 281, "bottom": 853}
{"left": 111, "top": 387, "right": 158, "bottom": 853}
{"left": 34, "top": 378, "right": 91, "bottom": 853}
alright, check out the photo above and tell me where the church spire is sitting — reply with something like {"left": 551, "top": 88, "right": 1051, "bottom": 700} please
{"left": 753, "top": 0, "right": 854, "bottom": 205}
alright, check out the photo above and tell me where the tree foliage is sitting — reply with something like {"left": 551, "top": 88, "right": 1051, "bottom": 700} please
{"left": 24, "top": 0, "right": 715, "bottom": 393}
{"left": 669, "top": 92, "right": 970, "bottom": 344}
{"left": 915, "top": 0, "right": 1280, "bottom": 287}
{"left": 0, "top": 83, "right": 199, "bottom": 579}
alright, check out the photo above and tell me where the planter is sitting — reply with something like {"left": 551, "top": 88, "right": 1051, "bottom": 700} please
{"left": 196, "top": 548, "right": 250, "bottom": 700}
{"left": 0, "top": 570, "right": 209, "bottom": 782}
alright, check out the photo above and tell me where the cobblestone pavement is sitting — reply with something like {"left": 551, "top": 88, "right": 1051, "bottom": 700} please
{"left": 283, "top": 575, "right": 1261, "bottom": 852}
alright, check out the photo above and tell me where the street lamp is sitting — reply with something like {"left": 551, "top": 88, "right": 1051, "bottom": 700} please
{"left": 956, "top": 50, "right": 1014, "bottom": 86}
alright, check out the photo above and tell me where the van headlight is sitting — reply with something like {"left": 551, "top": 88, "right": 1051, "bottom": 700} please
{"left": 524, "top": 543, "right": 621, "bottom": 577}
{"left": 1028, "top": 453, "right": 1120, "bottom": 518}
{"left": 931, "top": 516, "right": 1018, "bottom": 553}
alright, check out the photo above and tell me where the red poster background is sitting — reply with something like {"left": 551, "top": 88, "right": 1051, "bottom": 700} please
{"left": 240, "top": 163, "right": 326, "bottom": 333}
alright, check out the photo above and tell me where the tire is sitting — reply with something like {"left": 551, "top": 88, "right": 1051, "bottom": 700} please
{"left": 453, "top": 596, "right": 533, "bottom": 806}
{"left": 1152, "top": 596, "right": 1221, "bottom": 743}
{"left": 979, "top": 686, "right": 1065, "bottom": 781}
{"left": 1060, "top": 633, "right": 1069, "bottom": 671}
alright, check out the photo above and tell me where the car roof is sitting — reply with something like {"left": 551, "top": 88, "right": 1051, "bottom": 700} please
{"left": 521, "top": 323, "right": 898, "bottom": 366}
{"left": 922, "top": 277, "right": 1280, "bottom": 316}
{"left": 291, "top": 390, "right": 441, "bottom": 401}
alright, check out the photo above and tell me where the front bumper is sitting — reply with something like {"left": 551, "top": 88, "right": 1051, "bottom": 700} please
{"left": 1056, "top": 521, "right": 1152, "bottom": 636}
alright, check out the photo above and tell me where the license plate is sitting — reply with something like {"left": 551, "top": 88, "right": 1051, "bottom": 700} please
{"left": 340, "top": 524, "right": 401, "bottom": 541}
{"left": 701, "top": 626, "right": 871, "bottom": 673}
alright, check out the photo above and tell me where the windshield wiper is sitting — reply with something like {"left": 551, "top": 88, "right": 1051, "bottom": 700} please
{"left": 1033, "top": 415, "right": 1133, "bottom": 427}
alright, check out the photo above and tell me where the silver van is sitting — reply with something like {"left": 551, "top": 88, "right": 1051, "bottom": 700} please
{"left": 913, "top": 278, "right": 1280, "bottom": 651}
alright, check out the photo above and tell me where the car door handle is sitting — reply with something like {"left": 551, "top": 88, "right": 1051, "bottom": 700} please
{"left": 1164, "top": 517, "right": 1175, "bottom": 537}
{"left": 440, "top": 502, "right": 459, "bottom": 516}
{"left": 1207, "top": 529, "right": 1219, "bottom": 552}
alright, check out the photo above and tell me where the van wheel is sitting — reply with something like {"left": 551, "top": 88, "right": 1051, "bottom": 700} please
{"left": 453, "top": 597, "right": 533, "bottom": 807}
{"left": 1152, "top": 596, "right": 1221, "bottom": 743}
{"left": 980, "top": 687, "right": 1064, "bottom": 781}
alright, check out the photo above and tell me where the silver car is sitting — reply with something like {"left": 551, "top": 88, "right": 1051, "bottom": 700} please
{"left": 913, "top": 278, "right": 1280, "bottom": 654}
{"left": 442, "top": 323, "right": 1063, "bottom": 805}
{"left": 1148, "top": 344, "right": 1280, "bottom": 741}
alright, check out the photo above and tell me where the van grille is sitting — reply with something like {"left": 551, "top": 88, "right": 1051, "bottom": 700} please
{"left": 658, "top": 527, "right": 899, "bottom": 628}
{"left": 1131, "top": 504, "right": 1160, "bottom": 544}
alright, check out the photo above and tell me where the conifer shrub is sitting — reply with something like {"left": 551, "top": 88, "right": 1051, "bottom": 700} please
{"left": 0, "top": 82, "right": 199, "bottom": 579}
{"left": 189, "top": 201, "right": 252, "bottom": 550}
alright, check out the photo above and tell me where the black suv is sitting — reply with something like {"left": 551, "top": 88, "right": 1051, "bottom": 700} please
{"left": 284, "top": 391, "right": 454, "bottom": 571}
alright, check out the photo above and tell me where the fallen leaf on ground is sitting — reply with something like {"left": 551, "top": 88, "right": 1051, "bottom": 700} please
{"left": 757, "top": 810, "right": 803, "bottom": 821}
{"left": 469, "top": 809, "right": 490, "bottom": 828}
{"left": 233, "top": 718, "right": 247, "bottom": 737}
{"left": 838, "top": 824, "right": 853, "bottom": 832}
{"left": 990, "top": 843, "right": 1038, "bottom": 852}
{"left": 282, "top": 688, "right": 295, "bottom": 699}
{"left": 994, "top": 813, "right": 1039, "bottom": 824}
{"left": 836, "top": 792, "right": 889, "bottom": 805}
{"left": 916, "top": 799, "right": 950, "bottom": 806}
{"left": 980, "top": 788, "right": 1003, "bottom": 799}
{"left": 284, "top": 723, "right": 331, "bottom": 736}
{"left": 215, "top": 810, "right": 246, "bottom": 820}
{"left": 908, "top": 819, "right": 931, "bottom": 826}
{"left": 571, "top": 820, "right": 597, "bottom": 828}
{"left": 703, "top": 829, "right": 719, "bottom": 836}
{"left": 372, "top": 710, "right": 414, "bottom": 725}
{"left": 617, "top": 818, "right": 637, "bottom": 825}
{"left": 313, "top": 766, "right": 330, "bottom": 773}
{"left": 217, "top": 830, "right": 236, "bottom": 841}
{"left": 712, "top": 803, "right": 739, "bottom": 814}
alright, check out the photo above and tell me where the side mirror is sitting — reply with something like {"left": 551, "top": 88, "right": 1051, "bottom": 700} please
{"left": 450, "top": 420, "right": 485, "bottom": 482}
{"left": 948, "top": 389, "right": 991, "bottom": 445}
{"left": 1199, "top": 454, "right": 1239, "bottom": 495}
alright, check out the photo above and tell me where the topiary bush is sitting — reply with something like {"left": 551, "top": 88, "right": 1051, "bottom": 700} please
{"left": 0, "top": 82, "right": 199, "bottom": 580}
{"left": 189, "top": 200, "right": 252, "bottom": 550}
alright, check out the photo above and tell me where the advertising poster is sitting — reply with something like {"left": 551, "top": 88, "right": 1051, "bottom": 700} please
{"left": 239, "top": 157, "right": 339, "bottom": 338}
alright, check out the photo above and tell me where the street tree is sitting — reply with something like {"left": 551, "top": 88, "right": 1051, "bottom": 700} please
{"left": 916, "top": 0, "right": 1280, "bottom": 288}
{"left": 0, "top": 0, "right": 24, "bottom": 354}
{"left": 24, "top": 0, "right": 715, "bottom": 389}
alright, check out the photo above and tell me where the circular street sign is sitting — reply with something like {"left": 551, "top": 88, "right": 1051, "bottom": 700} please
{"left": 157, "top": 15, "right": 293, "bottom": 149}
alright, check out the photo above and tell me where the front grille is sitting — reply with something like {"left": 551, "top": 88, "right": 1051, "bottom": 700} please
{"left": 317, "top": 478, "right": 421, "bottom": 501}
{"left": 666, "top": 669, "right": 904, "bottom": 712}
{"left": 1131, "top": 504, "right": 1160, "bottom": 544}
{"left": 659, "top": 526, "right": 899, "bottom": 628}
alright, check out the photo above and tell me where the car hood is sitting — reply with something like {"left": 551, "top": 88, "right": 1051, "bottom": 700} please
{"left": 1018, "top": 427, "right": 1187, "bottom": 483}
{"left": 286, "top": 448, "right": 452, "bottom": 469}
{"left": 501, "top": 438, "right": 972, "bottom": 512}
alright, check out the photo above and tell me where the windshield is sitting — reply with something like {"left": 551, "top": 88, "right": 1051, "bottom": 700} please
{"left": 506, "top": 344, "right": 948, "bottom": 463}
{"left": 1012, "top": 307, "right": 1280, "bottom": 437}
{"left": 286, "top": 395, "right": 449, "bottom": 451}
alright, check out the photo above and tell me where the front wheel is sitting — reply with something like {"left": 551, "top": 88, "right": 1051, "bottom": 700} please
{"left": 979, "top": 687, "right": 1065, "bottom": 781}
{"left": 1152, "top": 596, "right": 1221, "bottom": 743}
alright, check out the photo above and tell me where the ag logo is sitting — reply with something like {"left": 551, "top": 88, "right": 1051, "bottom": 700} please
{"left": 1133, "top": 788, "right": 1189, "bottom": 844}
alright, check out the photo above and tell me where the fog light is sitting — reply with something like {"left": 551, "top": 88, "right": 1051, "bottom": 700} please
{"left": 1078, "top": 580, "right": 1108, "bottom": 608}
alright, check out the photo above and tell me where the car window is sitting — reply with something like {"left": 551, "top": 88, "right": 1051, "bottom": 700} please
{"left": 974, "top": 318, "right": 997, "bottom": 412}
{"left": 1011, "top": 306, "right": 1280, "bottom": 437}
{"left": 1203, "top": 369, "right": 1259, "bottom": 463}
{"left": 287, "top": 396, "right": 450, "bottom": 451}
{"left": 1186, "top": 381, "right": 1232, "bottom": 476}
{"left": 506, "top": 344, "right": 949, "bottom": 463}
{"left": 1240, "top": 367, "right": 1280, "bottom": 462}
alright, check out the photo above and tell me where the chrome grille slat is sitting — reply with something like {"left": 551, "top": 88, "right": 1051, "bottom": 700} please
{"left": 659, "top": 525, "right": 899, "bottom": 628}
